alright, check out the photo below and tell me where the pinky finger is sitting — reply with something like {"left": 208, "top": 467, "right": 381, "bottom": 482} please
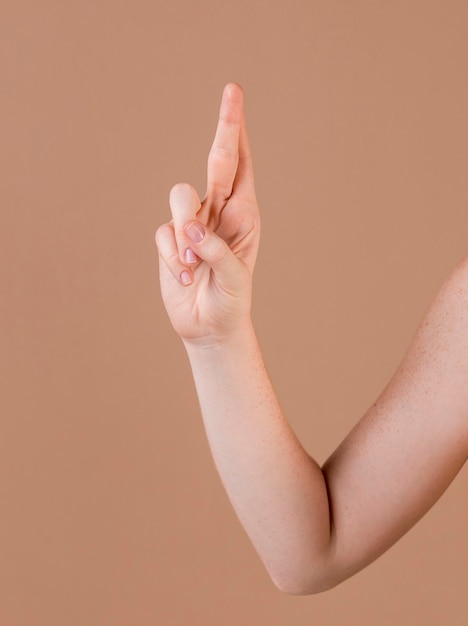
{"left": 155, "top": 223, "right": 193, "bottom": 286}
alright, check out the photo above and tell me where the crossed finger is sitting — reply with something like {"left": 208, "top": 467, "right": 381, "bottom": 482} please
{"left": 166, "top": 84, "right": 256, "bottom": 269}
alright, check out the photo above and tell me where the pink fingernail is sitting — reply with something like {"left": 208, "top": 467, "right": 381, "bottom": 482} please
{"left": 180, "top": 270, "right": 192, "bottom": 285}
{"left": 186, "top": 222, "right": 205, "bottom": 243}
{"left": 185, "top": 247, "right": 197, "bottom": 264}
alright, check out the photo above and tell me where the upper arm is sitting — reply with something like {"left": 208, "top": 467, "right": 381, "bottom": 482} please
{"left": 321, "top": 256, "right": 468, "bottom": 587}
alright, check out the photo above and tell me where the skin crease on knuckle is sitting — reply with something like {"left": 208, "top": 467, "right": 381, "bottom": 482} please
{"left": 209, "top": 235, "right": 228, "bottom": 264}
{"left": 154, "top": 223, "right": 172, "bottom": 248}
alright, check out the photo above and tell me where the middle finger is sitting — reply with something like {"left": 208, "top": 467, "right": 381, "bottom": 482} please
{"left": 206, "top": 83, "right": 243, "bottom": 206}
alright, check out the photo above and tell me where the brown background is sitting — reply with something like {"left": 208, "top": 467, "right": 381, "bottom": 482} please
{"left": 1, "top": 1, "right": 467, "bottom": 624}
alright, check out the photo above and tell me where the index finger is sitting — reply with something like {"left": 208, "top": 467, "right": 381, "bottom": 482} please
{"left": 206, "top": 83, "right": 243, "bottom": 203}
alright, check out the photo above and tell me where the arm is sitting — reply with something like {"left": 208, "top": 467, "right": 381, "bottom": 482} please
{"left": 155, "top": 83, "right": 468, "bottom": 594}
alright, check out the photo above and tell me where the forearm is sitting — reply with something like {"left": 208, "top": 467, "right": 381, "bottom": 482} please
{"left": 158, "top": 85, "right": 468, "bottom": 596}
{"left": 183, "top": 319, "right": 333, "bottom": 594}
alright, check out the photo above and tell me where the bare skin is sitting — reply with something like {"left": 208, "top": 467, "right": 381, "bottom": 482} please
{"left": 155, "top": 83, "right": 468, "bottom": 594}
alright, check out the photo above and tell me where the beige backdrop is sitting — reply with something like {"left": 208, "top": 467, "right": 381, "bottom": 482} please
{"left": 1, "top": 1, "right": 467, "bottom": 624}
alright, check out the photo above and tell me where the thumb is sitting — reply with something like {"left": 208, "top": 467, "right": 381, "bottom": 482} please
{"left": 184, "top": 220, "right": 247, "bottom": 292}
{"left": 169, "top": 182, "right": 201, "bottom": 264}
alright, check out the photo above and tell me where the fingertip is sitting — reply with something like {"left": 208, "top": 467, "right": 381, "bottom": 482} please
{"left": 185, "top": 221, "right": 205, "bottom": 244}
{"left": 184, "top": 247, "right": 198, "bottom": 264}
{"left": 223, "top": 82, "right": 244, "bottom": 108}
{"left": 169, "top": 182, "right": 200, "bottom": 206}
{"left": 220, "top": 83, "right": 244, "bottom": 126}
{"left": 225, "top": 81, "right": 243, "bottom": 96}
{"left": 180, "top": 269, "right": 193, "bottom": 286}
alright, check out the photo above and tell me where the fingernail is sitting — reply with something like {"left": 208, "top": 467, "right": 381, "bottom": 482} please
{"left": 185, "top": 247, "right": 197, "bottom": 264}
{"left": 186, "top": 222, "right": 205, "bottom": 243}
{"left": 180, "top": 270, "right": 192, "bottom": 285}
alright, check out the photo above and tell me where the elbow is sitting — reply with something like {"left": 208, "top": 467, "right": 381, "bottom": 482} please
{"left": 273, "top": 582, "right": 335, "bottom": 597}
{"left": 272, "top": 576, "right": 340, "bottom": 596}
{"left": 264, "top": 527, "right": 353, "bottom": 595}
{"left": 270, "top": 568, "right": 345, "bottom": 596}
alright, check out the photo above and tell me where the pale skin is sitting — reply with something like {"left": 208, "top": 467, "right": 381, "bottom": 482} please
{"left": 155, "top": 83, "right": 468, "bottom": 594}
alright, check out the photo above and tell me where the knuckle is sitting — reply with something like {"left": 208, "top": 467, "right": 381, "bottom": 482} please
{"left": 210, "top": 236, "right": 228, "bottom": 262}
{"left": 154, "top": 223, "right": 172, "bottom": 246}
{"left": 166, "top": 246, "right": 181, "bottom": 266}
{"left": 209, "top": 145, "right": 237, "bottom": 161}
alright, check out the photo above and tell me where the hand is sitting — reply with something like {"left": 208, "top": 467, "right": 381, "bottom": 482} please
{"left": 155, "top": 83, "right": 260, "bottom": 347}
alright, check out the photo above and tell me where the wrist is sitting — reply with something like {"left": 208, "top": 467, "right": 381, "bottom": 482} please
{"left": 182, "top": 315, "right": 256, "bottom": 356}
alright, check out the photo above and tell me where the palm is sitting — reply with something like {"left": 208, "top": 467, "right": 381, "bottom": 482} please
{"left": 199, "top": 193, "right": 258, "bottom": 263}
